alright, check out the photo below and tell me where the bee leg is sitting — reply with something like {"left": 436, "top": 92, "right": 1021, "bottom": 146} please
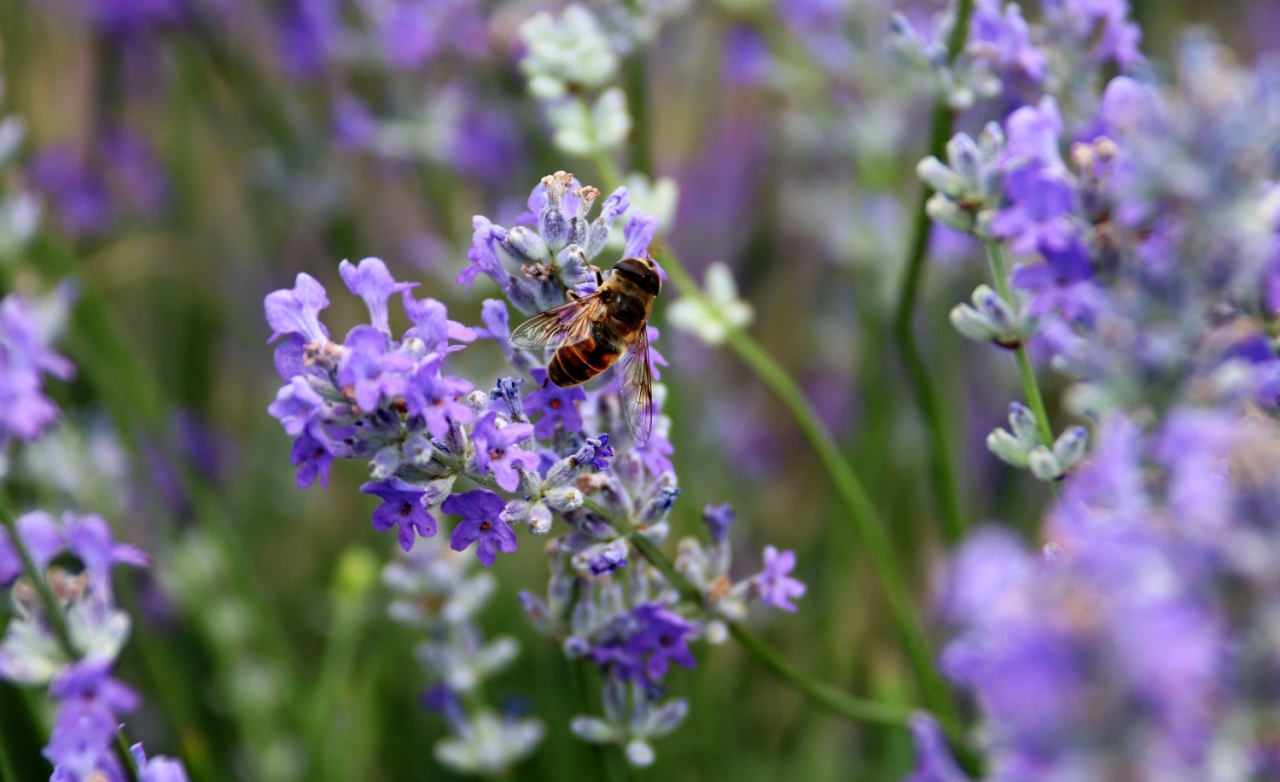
{"left": 567, "top": 289, "right": 581, "bottom": 302}
{"left": 588, "top": 265, "right": 604, "bottom": 286}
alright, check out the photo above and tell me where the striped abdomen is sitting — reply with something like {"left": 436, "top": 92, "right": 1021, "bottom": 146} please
{"left": 547, "top": 326, "right": 623, "bottom": 387}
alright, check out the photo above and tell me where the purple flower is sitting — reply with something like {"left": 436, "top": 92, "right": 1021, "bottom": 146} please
{"left": 401, "top": 292, "right": 476, "bottom": 355}
{"left": 268, "top": 376, "right": 328, "bottom": 437}
{"left": 0, "top": 510, "right": 65, "bottom": 585}
{"left": 969, "top": 0, "right": 1047, "bottom": 84}
{"left": 635, "top": 432, "right": 674, "bottom": 475}
{"left": 132, "top": 744, "right": 191, "bottom": 782}
{"left": 64, "top": 512, "right": 148, "bottom": 597}
{"left": 339, "top": 257, "right": 417, "bottom": 335}
{"left": 989, "top": 163, "right": 1078, "bottom": 255}
{"left": 754, "top": 546, "right": 806, "bottom": 612}
{"left": 337, "top": 326, "right": 412, "bottom": 412}
{"left": 451, "top": 106, "right": 524, "bottom": 186}
{"left": 45, "top": 661, "right": 140, "bottom": 781}
{"left": 903, "top": 712, "right": 971, "bottom": 782}
{"left": 275, "top": 0, "right": 342, "bottom": 79}
{"left": 1004, "top": 96, "right": 1067, "bottom": 170}
{"left": 623, "top": 603, "right": 697, "bottom": 682}
{"left": 265, "top": 273, "right": 331, "bottom": 346}
{"left": 475, "top": 299, "right": 515, "bottom": 360}
{"left": 0, "top": 293, "right": 76, "bottom": 442}
{"left": 723, "top": 25, "right": 772, "bottom": 87}
{"left": 457, "top": 216, "right": 513, "bottom": 292}
{"left": 360, "top": 477, "right": 438, "bottom": 552}
{"left": 524, "top": 367, "right": 587, "bottom": 438}
{"left": 403, "top": 355, "right": 473, "bottom": 438}
{"left": 443, "top": 489, "right": 518, "bottom": 567}
{"left": 1012, "top": 239, "right": 1103, "bottom": 322}
{"left": 622, "top": 212, "right": 659, "bottom": 263}
{"left": 29, "top": 145, "right": 113, "bottom": 237}
{"left": 290, "top": 433, "right": 334, "bottom": 488}
{"left": 470, "top": 411, "right": 540, "bottom": 492}
{"left": 702, "top": 503, "right": 735, "bottom": 544}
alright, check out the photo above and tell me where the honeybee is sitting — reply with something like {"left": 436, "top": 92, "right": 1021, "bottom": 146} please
{"left": 511, "top": 256, "right": 662, "bottom": 444}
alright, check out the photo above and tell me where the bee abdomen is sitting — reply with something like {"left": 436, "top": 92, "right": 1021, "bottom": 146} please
{"left": 548, "top": 340, "right": 621, "bottom": 387}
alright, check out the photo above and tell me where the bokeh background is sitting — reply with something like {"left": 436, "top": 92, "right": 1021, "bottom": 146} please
{"left": 0, "top": 0, "right": 1275, "bottom": 779}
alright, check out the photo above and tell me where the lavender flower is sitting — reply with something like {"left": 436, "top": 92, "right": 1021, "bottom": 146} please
{"left": 754, "top": 546, "right": 806, "bottom": 612}
{"left": 0, "top": 291, "right": 76, "bottom": 443}
{"left": 360, "top": 477, "right": 439, "bottom": 552}
{"left": 469, "top": 412, "right": 539, "bottom": 492}
{"left": 524, "top": 367, "right": 587, "bottom": 438}
{"left": 443, "top": 489, "right": 518, "bottom": 567}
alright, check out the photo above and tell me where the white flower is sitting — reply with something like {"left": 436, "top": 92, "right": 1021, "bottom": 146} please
{"left": 519, "top": 6, "right": 618, "bottom": 98}
{"left": 666, "top": 262, "right": 754, "bottom": 344}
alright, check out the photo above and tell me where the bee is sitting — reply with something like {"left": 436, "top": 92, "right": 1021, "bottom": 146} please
{"left": 510, "top": 255, "right": 662, "bottom": 444}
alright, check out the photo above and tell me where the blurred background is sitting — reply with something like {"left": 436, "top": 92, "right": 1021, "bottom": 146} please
{"left": 0, "top": 0, "right": 1275, "bottom": 779}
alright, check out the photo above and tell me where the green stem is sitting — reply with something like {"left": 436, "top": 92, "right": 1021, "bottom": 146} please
{"left": 0, "top": 709, "right": 17, "bottom": 782}
{"left": 890, "top": 0, "right": 978, "bottom": 547}
{"left": 654, "top": 250, "right": 960, "bottom": 734}
{"left": 581, "top": 500, "right": 912, "bottom": 729}
{"left": 983, "top": 241, "right": 1054, "bottom": 448}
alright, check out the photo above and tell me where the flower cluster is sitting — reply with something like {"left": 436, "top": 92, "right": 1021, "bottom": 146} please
{"left": 384, "top": 534, "right": 543, "bottom": 775}
{"left": 0, "top": 511, "right": 190, "bottom": 781}
{"left": 264, "top": 172, "right": 807, "bottom": 767}
{"left": 904, "top": 23, "right": 1280, "bottom": 782}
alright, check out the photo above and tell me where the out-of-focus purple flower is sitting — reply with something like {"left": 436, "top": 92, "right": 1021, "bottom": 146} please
{"left": 702, "top": 503, "right": 735, "bottom": 544}
{"left": 404, "top": 355, "right": 473, "bottom": 438}
{"left": 754, "top": 546, "right": 806, "bottom": 612}
{"left": 524, "top": 367, "right": 587, "bottom": 438}
{"left": 44, "top": 661, "right": 140, "bottom": 781}
{"left": 903, "top": 712, "right": 971, "bottom": 782}
{"left": 268, "top": 376, "right": 328, "bottom": 437}
{"left": 0, "top": 510, "right": 65, "bottom": 585}
{"left": 85, "top": 0, "right": 185, "bottom": 37}
{"left": 778, "top": 0, "right": 853, "bottom": 71}
{"left": 333, "top": 95, "right": 378, "bottom": 151}
{"left": 1011, "top": 239, "right": 1102, "bottom": 321}
{"left": 100, "top": 129, "right": 169, "bottom": 217}
{"left": 29, "top": 145, "right": 113, "bottom": 237}
{"left": 265, "top": 273, "right": 331, "bottom": 347}
{"left": 1044, "top": 0, "right": 1144, "bottom": 69}
{"left": 275, "top": 0, "right": 342, "bottom": 79}
{"left": 0, "top": 293, "right": 76, "bottom": 442}
{"left": 969, "top": 0, "right": 1048, "bottom": 84}
{"left": 132, "top": 743, "right": 192, "bottom": 782}
{"left": 470, "top": 411, "right": 539, "bottom": 492}
{"left": 624, "top": 603, "right": 697, "bottom": 682}
{"left": 634, "top": 432, "right": 674, "bottom": 476}
{"left": 339, "top": 257, "right": 417, "bottom": 335}
{"left": 451, "top": 107, "right": 524, "bottom": 186}
{"left": 63, "top": 512, "right": 148, "bottom": 597}
{"left": 723, "top": 25, "right": 772, "bottom": 87}
{"left": 360, "top": 477, "right": 438, "bottom": 552}
{"left": 290, "top": 432, "right": 334, "bottom": 488}
{"left": 443, "top": 489, "right": 518, "bottom": 567}
{"left": 989, "top": 163, "right": 1077, "bottom": 255}
{"left": 376, "top": 0, "right": 488, "bottom": 71}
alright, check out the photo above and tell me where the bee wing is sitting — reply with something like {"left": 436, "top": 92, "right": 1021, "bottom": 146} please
{"left": 619, "top": 327, "right": 655, "bottom": 446}
{"left": 510, "top": 295, "right": 605, "bottom": 350}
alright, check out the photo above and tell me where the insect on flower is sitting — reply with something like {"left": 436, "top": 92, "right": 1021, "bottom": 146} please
{"left": 511, "top": 255, "right": 661, "bottom": 444}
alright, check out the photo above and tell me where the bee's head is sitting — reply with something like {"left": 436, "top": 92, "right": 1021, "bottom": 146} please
{"left": 613, "top": 256, "right": 661, "bottom": 296}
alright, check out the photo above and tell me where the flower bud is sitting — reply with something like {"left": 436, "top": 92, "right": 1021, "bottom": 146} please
{"left": 1052, "top": 425, "right": 1088, "bottom": 471}
{"left": 1027, "top": 446, "right": 1063, "bottom": 481}
{"left": 987, "top": 427, "right": 1030, "bottom": 468}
